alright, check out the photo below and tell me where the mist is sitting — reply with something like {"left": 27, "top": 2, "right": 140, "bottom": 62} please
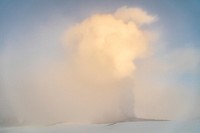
{"left": 0, "top": 6, "right": 199, "bottom": 126}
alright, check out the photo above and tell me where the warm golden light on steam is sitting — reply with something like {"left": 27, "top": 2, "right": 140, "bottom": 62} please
{"left": 1, "top": 6, "right": 166, "bottom": 125}
{"left": 63, "top": 6, "right": 156, "bottom": 79}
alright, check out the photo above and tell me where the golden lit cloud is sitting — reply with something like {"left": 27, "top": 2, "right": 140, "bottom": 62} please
{"left": 63, "top": 6, "right": 156, "bottom": 79}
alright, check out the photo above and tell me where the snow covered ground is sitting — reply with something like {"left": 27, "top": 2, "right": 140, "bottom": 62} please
{"left": 1, "top": 120, "right": 200, "bottom": 133}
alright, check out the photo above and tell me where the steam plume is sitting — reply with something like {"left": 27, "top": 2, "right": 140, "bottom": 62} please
{"left": 0, "top": 7, "right": 156, "bottom": 125}
{"left": 60, "top": 6, "right": 156, "bottom": 123}
{"left": 1, "top": 6, "right": 198, "bottom": 126}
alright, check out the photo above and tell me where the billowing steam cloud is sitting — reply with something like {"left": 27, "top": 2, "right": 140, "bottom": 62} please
{"left": 63, "top": 7, "right": 156, "bottom": 79}
{"left": 1, "top": 6, "right": 199, "bottom": 126}
{"left": 59, "top": 6, "right": 156, "bottom": 123}
{"left": 0, "top": 7, "right": 156, "bottom": 125}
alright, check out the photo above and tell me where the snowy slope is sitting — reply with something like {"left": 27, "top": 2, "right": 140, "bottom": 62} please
{"left": 1, "top": 120, "right": 200, "bottom": 133}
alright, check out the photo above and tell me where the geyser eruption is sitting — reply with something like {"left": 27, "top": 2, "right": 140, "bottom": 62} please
{"left": 61, "top": 6, "right": 156, "bottom": 123}
{"left": 0, "top": 7, "right": 156, "bottom": 125}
